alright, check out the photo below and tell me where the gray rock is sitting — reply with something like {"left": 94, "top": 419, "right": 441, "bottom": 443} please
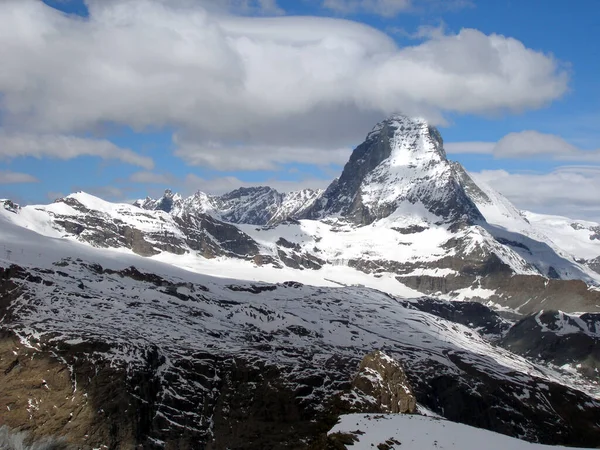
{"left": 351, "top": 351, "right": 417, "bottom": 414}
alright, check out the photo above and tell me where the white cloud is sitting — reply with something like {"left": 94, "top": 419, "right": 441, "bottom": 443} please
{"left": 446, "top": 131, "right": 600, "bottom": 162}
{"left": 0, "top": 170, "right": 38, "bottom": 184}
{"left": 0, "top": 0, "right": 568, "bottom": 168}
{"left": 173, "top": 136, "right": 350, "bottom": 170}
{"left": 323, "top": 0, "right": 412, "bottom": 16}
{"left": 471, "top": 166, "right": 600, "bottom": 222}
{"left": 322, "top": 0, "right": 470, "bottom": 17}
{"left": 494, "top": 131, "right": 600, "bottom": 162}
{"left": 232, "top": 0, "right": 284, "bottom": 15}
{"left": 181, "top": 174, "right": 331, "bottom": 195}
{"left": 187, "top": 0, "right": 284, "bottom": 15}
{"left": 127, "top": 171, "right": 332, "bottom": 197}
{"left": 0, "top": 131, "right": 154, "bottom": 169}
{"left": 389, "top": 22, "right": 448, "bottom": 40}
{"left": 129, "top": 171, "right": 176, "bottom": 184}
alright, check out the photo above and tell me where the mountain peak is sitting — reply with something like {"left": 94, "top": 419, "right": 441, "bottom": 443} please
{"left": 366, "top": 113, "right": 431, "bottom": 139}
{"left": 305, "top": 114, "right": 477, "bottom": 225}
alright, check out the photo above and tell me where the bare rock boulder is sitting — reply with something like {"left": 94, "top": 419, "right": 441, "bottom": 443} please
{"left": 351, "top": 350, "right": 416, "bottom": 414}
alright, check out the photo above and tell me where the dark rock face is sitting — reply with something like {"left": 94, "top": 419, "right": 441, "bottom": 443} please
{"left": 307, "top": 122, "right": 397, "bottom": 223}
{"left": 277, "top": 249, "right": 325, "bottom": 270}
{"left": 399, "top": 272, "right": 600, "bottom": 315}
{"left": 450, "top": 161, "right": 492, "bottom": 206}
{"left": 1, "top": 200, "right": 20, "bottom": 214}
{"left": 173, "top": 213, "right": 260, "bottom": 259}
{"left": 0, "top": 331, "right": 159, "bottom": 450}
{"left": 351, "top": 351, "right": 417, "bottom": 414}
{"left": 588, "top": 256, "right": 600, "bottom": 275}
{"left": 48, "top": 197, "right": 262, "bottom": 260}
{"left": 217, "top": 186, "right": 283, "bottom": 225}
{"left": 571, "top": 222, "right": 600, "bottom": 241}
{"left": 398, "top": 298, "right": 511, "bottom": 338}
{"left": 501, "top": 310, "right": 600, "bottom": 380}
{"left": 410, "top": 354, "right": 600, "bottom": 447}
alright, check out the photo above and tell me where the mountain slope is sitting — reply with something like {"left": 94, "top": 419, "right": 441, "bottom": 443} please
{"left": 451, "top": 163, "right": 599, "bottom": 281}
{"left": 329, "top": 414, "right": 592, "bottom": 450}
{"left": 522, "top": 211, "right": 600, "bottom": 275}
{"left": 1, "top": 215, "right": 600, "bottom": 448}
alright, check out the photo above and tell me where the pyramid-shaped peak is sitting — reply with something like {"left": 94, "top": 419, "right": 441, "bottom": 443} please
{"left": 304, "top": 113, "right": 479, "bottom": 225}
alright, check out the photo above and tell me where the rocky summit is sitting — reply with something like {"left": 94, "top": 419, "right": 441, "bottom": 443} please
{"left": 305, "top": 115, "right": 482, "bottom": 226}
{"left": 1, "top": 114, "right": 600, "bottom": 449}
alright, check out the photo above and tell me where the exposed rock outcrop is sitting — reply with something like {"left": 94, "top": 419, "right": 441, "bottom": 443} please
{"left": 500, "top": 310, "right": 600, "bottom": 380}
{"left": 351, "top": 351, "right": 416, "bottom": 414}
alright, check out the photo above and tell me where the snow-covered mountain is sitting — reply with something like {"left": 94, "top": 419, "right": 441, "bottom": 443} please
{"left": 306, "top": 115, "right": 482, "bottom": 226}
{"left": 2, "top": 114, "right": 600, "bottom": 448}
{"left": 135, "top": 186, "right": 323, "bottom": 226}
{"left": 2, "top": 114, "right": 600, "bottom": 317}
{"left": 522, "top": 211, "right": 600, "bottom": 275}
{"left": 1, "top": 213, "right": 600, "bottom": 448}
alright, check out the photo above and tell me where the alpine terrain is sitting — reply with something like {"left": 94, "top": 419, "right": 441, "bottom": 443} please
{"left": 1, "top": 114, "right": 599, "bottom": 449}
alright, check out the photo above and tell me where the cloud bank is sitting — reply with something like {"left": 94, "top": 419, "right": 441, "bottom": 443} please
{"left": 447, "top": 131, "right": 600, "bottom": 162}
{"left": 472, "top": 166, "right": 600, "bottom": 222}
{"left": 0, "top": 131, "right": 154, "bottom": 169}
{"left": 0, "top": 170, "right": 39, "bottom": 185}
{"left": 322, "top": 0, "right": 471, "bottom": 17}
{"left": 0, "top": 0, "right": 569, "bottom": 170}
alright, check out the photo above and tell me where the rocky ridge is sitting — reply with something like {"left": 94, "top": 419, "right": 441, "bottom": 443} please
{"left": 135, "top": 186, "right": 323, "bottom": 227}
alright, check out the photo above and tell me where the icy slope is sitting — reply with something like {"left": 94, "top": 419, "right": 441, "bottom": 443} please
{"left": 523, "top": 212, "right": 600, "bottom": 263}
{"left": 329, "top": 414, "right": 592, "bottom": 450}
{"left": 454, "top": 164, "right": 600, "bottom": 282}
{"left": 4, "top": 185, "right": 600, "bottom": 315}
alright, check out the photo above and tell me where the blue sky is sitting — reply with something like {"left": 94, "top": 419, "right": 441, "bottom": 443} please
{"left": 1, "top": 0, "right": 599, "bottom": 220}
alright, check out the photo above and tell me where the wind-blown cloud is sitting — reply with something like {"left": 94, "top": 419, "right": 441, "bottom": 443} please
{"left": 0, "top": 170, "right": 39, "bottom": 184}
{"left": 322, "top": 0, "right": 470, "bottom": 17}
{"left": 494, "top": 131, "right": 600, "bottom": 162}
{"left": 181, "top": 174, "right": 331, "bottom": 195}
{"left": 323, "top": 0, "right": 412, "bottom": 16}
{"left": 173, "top": 136, "right": 351, "bottom": 170}
{"left": 0, "top": 131, "right": 154, "bottom": 169}
{"left": 446, "top": 131, "right": 600, "bottom": 162}
{"left": 471, "top": 166, "right": 600, "bottom": 222}
{"left": 0, "top": 0, "right": 568, "bottom": 170}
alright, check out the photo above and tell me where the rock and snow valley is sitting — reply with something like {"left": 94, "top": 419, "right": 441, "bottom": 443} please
{"left": 1, "top": 115, "right": 600, "bottom": 449}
